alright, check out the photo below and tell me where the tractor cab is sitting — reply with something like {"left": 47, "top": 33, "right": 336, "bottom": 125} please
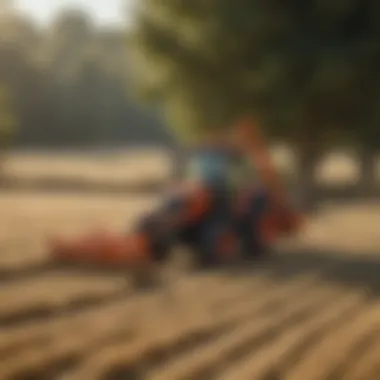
{"left": 185, "top": 144, "right": 258, "bottom": 194}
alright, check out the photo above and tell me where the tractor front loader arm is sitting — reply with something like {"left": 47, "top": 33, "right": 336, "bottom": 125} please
{"left": 237, "top": 118, "right": 304, "bottom": 234}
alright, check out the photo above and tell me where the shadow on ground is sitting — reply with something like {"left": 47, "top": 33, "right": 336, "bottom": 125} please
{"left": 44, "top": 246, "right": 380, "bottom": 300}
{"left": 258, "top": 248, "right": 380, "bottom": 298}
{"left": 1, "top": 177, "right": 380, "bottom": 202}
{"left": 31, "top": 246, "right": 380, "bottom": 298}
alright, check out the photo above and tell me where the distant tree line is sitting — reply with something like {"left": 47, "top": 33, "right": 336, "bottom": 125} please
{"left": 0, "top": 7, "right": 172, "bottom": 148}
{"left": 1, "top": 2, "right": 379, "bottom": 201}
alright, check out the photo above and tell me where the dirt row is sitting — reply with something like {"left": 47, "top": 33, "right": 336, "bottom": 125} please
{"left": 1, "top": 193, "right": 380, "bottom": 380}
{"left": 0, "top": 257, "right": 379, "bottom": 380}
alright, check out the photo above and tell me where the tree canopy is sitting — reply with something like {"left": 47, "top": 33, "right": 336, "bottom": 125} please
{"left": 129, "top": 0, "right": 380, "bottom": 147}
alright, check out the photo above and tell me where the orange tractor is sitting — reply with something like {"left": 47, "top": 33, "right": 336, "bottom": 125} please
{"left": 49, "top": 120, "right": 303, "bottom": 270}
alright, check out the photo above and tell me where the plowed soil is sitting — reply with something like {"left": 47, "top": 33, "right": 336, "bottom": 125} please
{"left": 1, "top": 192, "right": 380, "bottom": 380}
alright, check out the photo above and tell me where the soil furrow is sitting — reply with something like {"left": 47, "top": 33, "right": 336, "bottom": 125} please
{"left": 0, "top": 271, "right": 297, "bottom": 379}
{"left": 67, "top": 275, "right": 329, "bottom": 380}
{"left": 0, "top": 272, "right": 269, "bottom": 360}
{"left": 147, "top": 284, "right": 346, "bottom": 380}
{"left": 285, "top": 299, "right": 380, "bottom": 380}
{"left": 342, "top": 340, "right": 380, "bottom": 380}
{"left": 218, "top": 289, "right": 367, "bottom": 380}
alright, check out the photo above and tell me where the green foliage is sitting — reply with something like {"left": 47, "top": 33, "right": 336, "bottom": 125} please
{"left": 0, "top": 7, "right": 169, "bottom": 148}
{"left": 130, "top": 0, "right": 380, "bottom": 146}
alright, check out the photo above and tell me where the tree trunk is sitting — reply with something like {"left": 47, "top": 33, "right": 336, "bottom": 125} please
{"left": 358, "top": 149, "right": 377, "bottom": 196}
{"left": 0, "top": 144, "right": 8, "bottom": 184}
{"left": 170, "top": 145, "right": 187, "bottom": 181}
{"left": 0, "top": 154, "right": 4, "bottom": 183}
{"left": 294, "top": 141, "right": 321, "bottom": 213}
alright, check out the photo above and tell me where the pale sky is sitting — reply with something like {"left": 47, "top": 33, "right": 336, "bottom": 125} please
{"left": 13, "top": 0, "right": 134, "bottom": 26}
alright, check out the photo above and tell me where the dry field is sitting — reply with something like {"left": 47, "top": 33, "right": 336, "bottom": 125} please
{"left": 3, "top": 149, "right": 172, "bottom": 187}
{"left": 1, "top": 151, "right": 380, "bottom": 380}
{"left": 1, "top": 192, "right": 380, "bottom": 380}
{"left": 5, "top": 147, "right": 379, "bottom": 187}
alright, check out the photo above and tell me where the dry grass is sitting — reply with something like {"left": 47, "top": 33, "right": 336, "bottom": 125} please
{"left": 1, "top": 150, "right": 380, "bottom": 380}
{"left": 4, "top": 149, "right": 172, "bottom": 185}
{"left": 4, "top": 147, "right": 379, "bottom": 186}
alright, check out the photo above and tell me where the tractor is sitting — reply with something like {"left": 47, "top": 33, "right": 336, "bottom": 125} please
{"left": 49, "top": 120, "right": 303, "bottom": 270}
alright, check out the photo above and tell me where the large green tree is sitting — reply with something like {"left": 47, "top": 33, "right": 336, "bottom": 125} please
{"left": 129, "top": 0, "right": 380, "bottom": 204}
